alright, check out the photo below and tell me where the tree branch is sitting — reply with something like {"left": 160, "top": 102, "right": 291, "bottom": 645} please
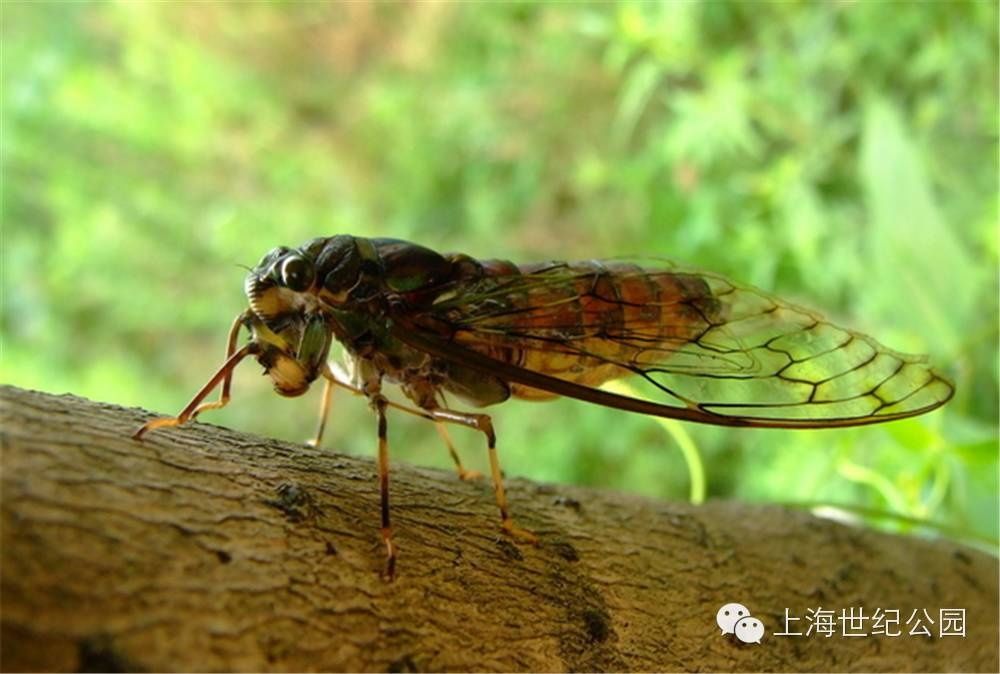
{"left": 1, "top": 385, "right": 996, "bottom": 672}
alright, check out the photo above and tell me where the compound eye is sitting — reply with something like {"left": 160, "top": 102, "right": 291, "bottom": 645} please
{"left": 280, "top": 255, "right": 315, "bottom": 291}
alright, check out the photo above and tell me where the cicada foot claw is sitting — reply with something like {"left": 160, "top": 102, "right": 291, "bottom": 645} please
{"left": 132, "top": 416, "right": 183, "bottom": 440}
{"left": 501, "top": 518, "right": 539, "bottom": 545}
{"left": 457, "top": 468, "right": 483, "bottom": 482}
{"left": 380, "top": 527, "right": 397, "bottom": 581}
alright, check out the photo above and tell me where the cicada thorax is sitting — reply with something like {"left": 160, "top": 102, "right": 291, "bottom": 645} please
{"left": 242, "top": 235, "right": 513, "bottom": 407}
{"left": 445, "top": 259, "right": 725, "bottom": 401}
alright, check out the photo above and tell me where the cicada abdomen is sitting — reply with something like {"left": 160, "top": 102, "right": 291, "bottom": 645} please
{"left": 432, "top": 260, "right": 724, "bottom": 401}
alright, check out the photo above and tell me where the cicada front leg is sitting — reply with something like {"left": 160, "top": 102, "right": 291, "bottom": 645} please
{"left": 426, "top": 408, "right": 538, "bottom": 545}
{"left": 134, "top": 312, "right": 254, "bottom": 439}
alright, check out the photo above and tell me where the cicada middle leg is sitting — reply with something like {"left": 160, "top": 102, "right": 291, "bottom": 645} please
{"left": 312, "top": 365, "right": 482, "bottom": 482}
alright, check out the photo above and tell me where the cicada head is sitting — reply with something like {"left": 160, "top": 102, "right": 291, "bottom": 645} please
{"left": 243, "top": 242, "right": 343, "bottom": 397}
{"left": 244, "top": 245, "right": 320, "bottom": 322}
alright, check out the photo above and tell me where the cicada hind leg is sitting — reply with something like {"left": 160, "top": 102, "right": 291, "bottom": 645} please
{"left": 427, "top": 408, "right": 538, "bottom": 545}
{"left": 133, "top": 312, "right": 254, "bottom": 439}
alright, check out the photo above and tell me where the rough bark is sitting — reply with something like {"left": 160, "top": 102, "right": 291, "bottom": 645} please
{"left": 1, "top": 385, "right": 996, "bottom": 672}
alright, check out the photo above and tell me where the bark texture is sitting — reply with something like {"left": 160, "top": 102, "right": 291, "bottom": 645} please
{"left": 1, "top": 385, "right": 997, "bottom": 672}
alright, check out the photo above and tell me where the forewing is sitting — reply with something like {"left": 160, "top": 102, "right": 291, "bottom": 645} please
{"left": 400, "top": 261, "right": 954, "bottom": 428}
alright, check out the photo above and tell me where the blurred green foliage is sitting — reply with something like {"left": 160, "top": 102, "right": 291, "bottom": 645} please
{"left": 4, "top": 2, "right": 997, "bottom": 546}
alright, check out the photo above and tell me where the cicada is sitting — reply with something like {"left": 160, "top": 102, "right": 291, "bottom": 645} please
{"left": 134, "top": 235, "right": 954, "bottom": 577}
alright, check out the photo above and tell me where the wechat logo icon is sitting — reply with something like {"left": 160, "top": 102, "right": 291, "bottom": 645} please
{"left": 717, "top": 602, "right": 764, "bottom": 644}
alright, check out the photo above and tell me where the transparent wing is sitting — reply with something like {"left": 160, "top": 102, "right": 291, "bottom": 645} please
{"left": 395, "top": 260, "right": 954, "bottom": 428}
